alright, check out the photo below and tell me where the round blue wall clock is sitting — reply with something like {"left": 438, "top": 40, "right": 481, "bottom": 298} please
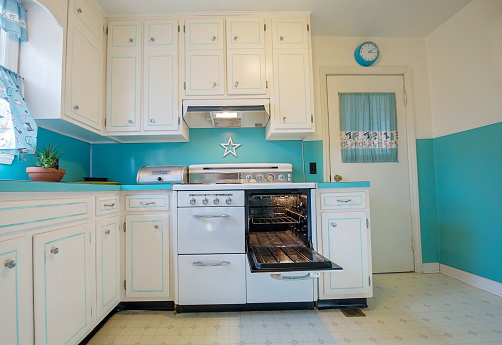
{"left": 354, "top": 41, "right": 379, "bottom": 66}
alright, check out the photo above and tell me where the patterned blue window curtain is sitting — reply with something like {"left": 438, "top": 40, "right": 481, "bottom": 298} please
{"left": 0, "top": 0, "right": 27, "bottom": 41}
{"left": 339, "top": 92, "right": 398, "bottom": 163}
{"left": 0, "top": 65, "right": 38, "bottom": 154}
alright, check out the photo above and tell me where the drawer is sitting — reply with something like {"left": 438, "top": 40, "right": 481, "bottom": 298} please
{"left": 0, "top": 197, "right": 89, "bottom": 234}
{"left": 95, "top": 195, "right": 119, "bottom": 216}
{"left": 319, "top": 192, "right": 366, "bottom": 210}
{"left": 178, "top": 254, "right": 246, "bottom": 305}
{"left": 125, "top": 194, "right": 169, "bottom": 212}
{"left": 71, "top": 0, "right": 103, "bottom": 43}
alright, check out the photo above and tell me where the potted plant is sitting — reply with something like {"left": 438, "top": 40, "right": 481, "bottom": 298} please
{"left": 26, "top": 142, "right": 69, "bottom": 182}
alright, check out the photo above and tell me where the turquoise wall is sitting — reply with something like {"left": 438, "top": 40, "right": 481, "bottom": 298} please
{"left": 0, "top": 128, "right": 90, "bottom": 182}
{"left": 434, "top": 122, "right": 502, "bottom": 283}
{"left": 416, "top": 139, "right": 439, "bottom": 263}
{"left": 92, "top": 128, "right": 324, "bottom": 185}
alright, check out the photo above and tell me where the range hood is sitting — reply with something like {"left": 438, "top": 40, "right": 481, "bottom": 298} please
{"left": 182, "top": 99, "right": 270, "bottom": 128}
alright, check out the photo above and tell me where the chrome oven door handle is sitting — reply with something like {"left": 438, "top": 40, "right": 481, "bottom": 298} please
{"left": 192, "top": 261, "right": 231, "bottom": 267}
{"left": 270, "top": 272, "right": 320, "bottom": 280}
{"left": 192, "top": 214, "right": 229, "bottom": 219}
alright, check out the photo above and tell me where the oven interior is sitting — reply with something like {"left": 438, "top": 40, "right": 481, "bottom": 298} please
{"left": 246, "top": 189, "right": 341, "bottom": 273}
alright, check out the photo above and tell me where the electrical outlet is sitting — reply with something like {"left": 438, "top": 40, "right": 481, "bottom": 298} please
{"left": 309, "top": 162, "right": 317, "bottom": 174}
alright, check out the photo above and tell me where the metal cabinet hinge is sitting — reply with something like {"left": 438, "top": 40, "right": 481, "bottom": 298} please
{"left": 178, "top": 25, "right": 180, "bottom": 33}
{"left": 89, "top": 232, "right": 92, "bottom": 243}
{"left": 124, "top": 280, "right": 126, "bottom": 290}
{"left": 369, "top": 276, "right": 371, "bottom": 286}
{"left": 178, "top": 117, "right": 181, "bottom": 125}
{"left": 366, "top": 219, "right": 369, "bottom": 228}
{"left": 264, "top": 24, "right": 266, "bottom": 31}
{"left": 104, "top": 118, "right": 107, "bottom": 127}
{"left": 183, "top": 25, "right": 185, "bottom": 33}
{"left": 123, "top": 222, "right": 126, "bottom": 232}
{"left": 266, "top": 81, "right": 268, "bottom": 89}
{"left": 311, "top": 115, "right": 314, "bottom": 123}
{"left": 403, "top": 92, "right": 408, "bottom": 105}
{"left": 106, "top": 27, "right": 108, "bottom": 35}
{"left": 184, "top": 82, "right": 186, "bottom": 90}
{"left": 307, "top": 24, "right": 310, "bottom": 31}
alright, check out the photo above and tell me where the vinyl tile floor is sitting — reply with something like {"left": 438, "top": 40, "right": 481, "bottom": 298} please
{"left": 87, "top": 273, "right": 502, "bottom": 345}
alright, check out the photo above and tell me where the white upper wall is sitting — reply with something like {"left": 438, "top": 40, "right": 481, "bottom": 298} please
{"left": 426, "top": 0, "right": 502, "bottom": 138}
{"left": 309, "top": 36, "right": 433, "bottom": 140}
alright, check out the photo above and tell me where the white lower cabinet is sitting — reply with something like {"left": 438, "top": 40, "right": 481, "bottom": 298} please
{"left": 178, "top": 254, "right": 246, "bottom": 305}
{"left": 96, "top": 216, "right": 120, "bottom": 319}
{"left": 33, "top": 223, "right": 94, "bottom": 345}
{"left": 125, "top": 214, "right": 170, "bottom": 298}
{"left": 0, "top": 236, "right": 33, "bottom": 345}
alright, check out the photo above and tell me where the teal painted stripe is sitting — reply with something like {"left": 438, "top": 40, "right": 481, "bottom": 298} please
{"left": 0, "top": 249, "right": 19, "bottom": 345}
{"left": 0, "top": 202, "right": 88, "bottom": 229}
{"left": 101, "top": 222, "right": 118, "bottom": 309}
{"left": 317, "top": 182, "right": 370, "bottom": 188}
{"left": 328, "top": 217, "right": 364, "bottom": 290}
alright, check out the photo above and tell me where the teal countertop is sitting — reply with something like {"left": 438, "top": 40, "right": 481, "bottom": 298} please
{"left": 0, "top": 180, "right": 173, "bottom": 192}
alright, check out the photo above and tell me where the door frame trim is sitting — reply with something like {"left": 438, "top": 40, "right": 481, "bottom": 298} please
{"left": 319, "top": 67, "right": 423, "bottom": 274}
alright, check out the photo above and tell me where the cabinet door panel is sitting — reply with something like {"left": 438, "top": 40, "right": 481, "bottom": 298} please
{"left": 0, "top": 236, "right": 32, "bottom": 345}
{"left": 105, "top": 51, "right": 141, "bottom": 132}
{"left": 226, "top": 18, "right": 264, "bottom": 49}
{"left": 272, "top": 18, "right": 308, "bottom": 49}
{"left": 125, "top": 215, "right": 169, "bottom": 297}
{"left": 33, "top": 224, "right": 92, "bottom": 345}
{"left": 185, "top": 18, "right": 224, "bottom": 49}
{"left": 144, "top": 52, "right": 179, "bottom": 131}
{"left": 272, "top": 50, "right": 312, "bottom": 129}
{"left": 65, "top": 22, "right": 103, "bottom": 131}
{"left": 145, "top": 20, "right": 178, "bottom": 50}
{"left": 227, "top": 49, "right": 266, "bottom": 95}
{"left": 96, "top": 217, "right": 120, "bottom": 318}
{"left": 72, "top": 0, "right": 103, "bottom": 43}
{"left": 185, "top": 50, "right": 224, "bottom": 96}
{"left": 108, "top": 21, "right": 140, "bottom": 50}
{"left": 320, "top": 212, "right": 371, "bottom": 298}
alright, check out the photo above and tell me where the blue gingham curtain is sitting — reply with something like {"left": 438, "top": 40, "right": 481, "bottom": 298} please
{"left": 339, "top": 92, "right": 398, "bottom": 163}
{"left": 0, "top": 0, "right": 27, "bottom": 41}
{"left": 0, "top": 65, "right": 37, "bottom": 154}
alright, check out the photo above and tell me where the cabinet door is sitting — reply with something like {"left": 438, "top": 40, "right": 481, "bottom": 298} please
{"left": 108, "top": 21, "right": 140, "bottom": 50}
{"left": 33, "top": 224, "right": 93, "bottom": 345}
{"left": 125, "top": 214, "right": 169, "bottom": 298}
{"left": 271, "top": 17, "right": 308, "bottom": 49}
{"left": 71, "top": 0, "right": 103, "bottom": 44}
{"left": 227, "top": 49, "right": 266, "bottom": 95}
{"left": 272, "top": 49, "right": 312, "bottom": 129}
{"left": 185, "top": 50, "right": 224, "bottom": 96}
{"left": 319, "top": 212, "right": 372, "bottom": 299}
{"left": 144, "top": 19, "right": 178, "bottom": 51}
{"left": 184, "top": 18, "right": 224, "bottom": 50}
{"left": 143, "top": 51, "right": 179, "bottom": 131}
{"left": 0, "top": 236, "right": 33, "bottom": 345}
{"left": 65, "top": 20, "right": 103, "bottom": 131}
{"left": 96, "top": 216, "right": 120, "bottom": 319}
{"left": 105, "top": 50, "right": 141, "bottom": 132}
{"left": 226, "top": 17, "right": 265, "bottom": 49}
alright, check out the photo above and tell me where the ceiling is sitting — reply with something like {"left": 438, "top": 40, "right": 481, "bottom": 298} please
{"left": 95, "top": 0, "right": 473, "bottom": 37}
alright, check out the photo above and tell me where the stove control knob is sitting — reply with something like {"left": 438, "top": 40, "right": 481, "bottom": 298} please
{"left": 278, "top": 174, "right": 285, "bottom": 181}
{"left": 189, "top": 197, "right": 196, "bottom": 205}
{"left": 213, "top": 197, "right": 220, "bottom": 205}
{"left": 202, "top": 197, "right": 209, "bottom": 205}
{"left": 245, "top": 174, "right": 252, "bottom": 181}
{"left": 255, "top": 173, "right": 264, "bottom": 182}
{"left": 266, "top": 173, "right": 275, "bottom": 182}
{"left": 225, "top": 197, "right": 232, "bottom": 205}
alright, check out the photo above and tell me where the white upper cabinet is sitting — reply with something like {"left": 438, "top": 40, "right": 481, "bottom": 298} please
{"left": 185, "top": 49, "right": 225, "bottom": 96}
{"left": 108, "top": 21, "right": 140, "bottom": 50}
{"left": 185, "top": 18, "right": 224, "bottom": 49}
{"left": 145, "top": 19, "right": 178, "bottom": 51}
{"left": 227, "top": 49, "right": 266, "bottom": 95}
{"left": 226, "top": 17, "right": 264, "bottom": 49}
{"left": 271, "top": 17, "right": 308, "bottom": 49}
{"left": 72, "top": 0, "right": 103, "bottom": 43}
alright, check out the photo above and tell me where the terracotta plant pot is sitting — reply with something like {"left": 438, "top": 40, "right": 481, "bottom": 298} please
{"left": 26, "top": 167, "right": 66, "bottom": 182}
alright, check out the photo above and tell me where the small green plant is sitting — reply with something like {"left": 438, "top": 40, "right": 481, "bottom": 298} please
{"left": 33, "top": 141, "right": 69, "bottom": 169}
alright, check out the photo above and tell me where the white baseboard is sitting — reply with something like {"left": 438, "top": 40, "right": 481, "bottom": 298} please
{"left": 440, "top": 264, "right": 502, "bottom": 297}
{"left": 422, "top": 262, "right": 440, "bottom": 273}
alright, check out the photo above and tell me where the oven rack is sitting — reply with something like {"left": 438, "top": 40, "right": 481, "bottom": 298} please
{"left": 250, "top": 212, "right": 298, "bottom": 225}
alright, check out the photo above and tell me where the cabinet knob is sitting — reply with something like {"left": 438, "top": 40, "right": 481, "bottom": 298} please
{"left": 212, "top": 82, "right": 217, "bottom": 88}
{"left": 129, "top": 38, "right": 134, "bottom": 43}
{"left": 331, "top": 222, "right": 337, "bottom": 228}
{"left": 51, "top": 247, "right": 60, "bottom": 255}
{"left": 154, "top": 225, "right": 159, "bottom": 229}
{"left": 4, "top": 259, "right": 16, "bottom": 269}
{"left": 105, "top": 229, "right": 111, "bottom": 235}
{"left": 280, "top": 35, "right": 285, "bottom": 41}
{"left": 283, "top": 116, "right": 287, "bottom": 123}
{"left": 150, "top": 37, "right": 155, "bottom": 42}
{"left": 211, "top": 35, "right": 216, "bottom": 41}
{"left": 128, "top": 119, "right": 133, "bottom": 124}
{"left": 73, "top": 105, "right": 79, "bottom": 111}
{"left": 233, "top": 35, "right": 238, "bottom": 41}
{"left": 150, "top": 119, "right": 155, "bottom": 123}
{"left": 234, "top": 81, "right": 239, "bottom": 87}
{"left": 333, "top": 175, "right": 343, "bottom": 182}
{"left": 77, "top": 8, "right": 82, "bottom": 14}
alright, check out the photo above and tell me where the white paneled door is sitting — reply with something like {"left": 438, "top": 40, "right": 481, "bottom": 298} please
{"left": 327, "top": 75, "right": 414, "bottom": 273}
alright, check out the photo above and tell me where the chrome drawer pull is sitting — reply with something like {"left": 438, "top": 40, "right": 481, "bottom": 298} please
{"left": 336, "top": 199, "right": 352, "bottom": 203}
{"left": 192, "top": 261, "right": 230, "bottom": 267}
{"left": 139, "top": 201, "right": 156, "bottom": 206}
{"left": 270, "top": 272, "right": 320, "bottom": 281}
{"left": 104, "top": 202, "right": 116, "bottom": 207}
{"left": 192, "top": 214, "right": 229, "bottom": 219}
